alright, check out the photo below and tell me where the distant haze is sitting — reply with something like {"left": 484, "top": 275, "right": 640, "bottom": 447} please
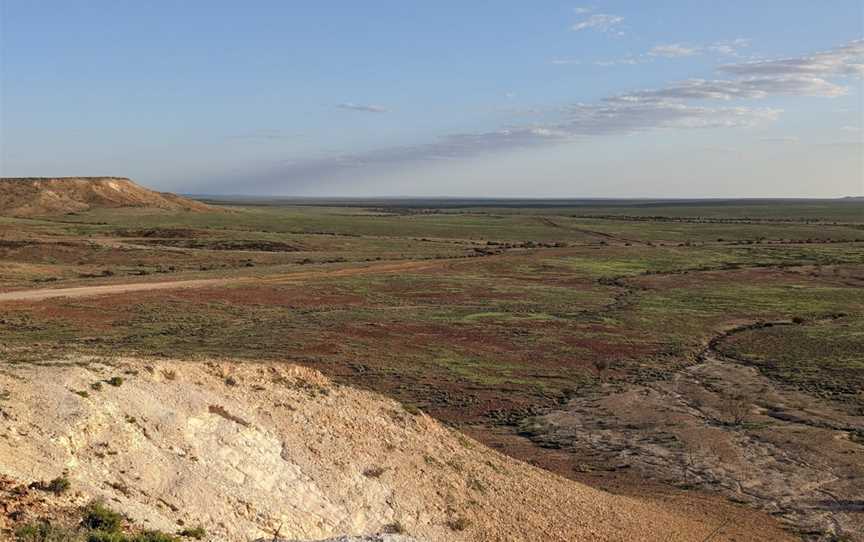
{"left": 1, "top": 1, "right": 862, "bottom": 197}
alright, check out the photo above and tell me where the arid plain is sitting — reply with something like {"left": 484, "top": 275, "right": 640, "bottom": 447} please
{"left": 1, "top": 179, "right": 862, "bottom": 541}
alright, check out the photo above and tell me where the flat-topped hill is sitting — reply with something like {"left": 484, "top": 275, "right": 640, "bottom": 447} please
{"left": 0, "top": 177, "right": 214, "bottom": 216}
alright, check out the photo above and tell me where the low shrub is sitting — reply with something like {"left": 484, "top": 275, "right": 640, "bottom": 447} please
{"left": 362, "top": 466, "right": 387, "bottom": 478}
{"left": 446, "top": 516, "right": 470, "bottom": 531}
{"left": 42, "top": 476, "right": 71, "bottom": 494}
{"left": 15, "top": 521, "right": 81, "bottom": 542}
{"left": 81, "top": 501, "right": 123, "bottom": 532}
{"left": 382, "top": 521, "right": 405, "bottom": 534}
{"left": 176, "top": 526, "right": 206, "bottom": 540}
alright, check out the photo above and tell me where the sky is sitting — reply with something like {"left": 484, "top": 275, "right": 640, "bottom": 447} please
{"left": 1, "top": 1, "right": 862, "bottom": 197}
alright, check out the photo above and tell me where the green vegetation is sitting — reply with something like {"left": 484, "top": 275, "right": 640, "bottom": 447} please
{"left": 81, "top": 501, "right": 124, "bottom": 532}
{"left": 721, "top": 317, "right": 864, "bottom": 403}
{"left": 15, "top": 522, "right": 79, "bottom": 542}
{"left": 447, "top": 516, "right": 471, "bottom": 531}
{"left": 383, "top": 521, "right": 406, "bottom": 534}
{"left": 15, "top": 502, "right": 181, "bottom": 542}
{"left": 175, "top": 527, "right": 206, "bottom": 540}
{"left": 3, "top": 199, "right": 863, "bottom": 540}
{"left": 36, "top": 477, "right": 71, "bottom": 495}
{"left": 2, "top": 199, "right": 862, "bottom": 435}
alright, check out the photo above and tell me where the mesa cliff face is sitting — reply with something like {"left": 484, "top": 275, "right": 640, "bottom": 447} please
{"left": 0, "top": 177, "right": 214, "bottom": 216}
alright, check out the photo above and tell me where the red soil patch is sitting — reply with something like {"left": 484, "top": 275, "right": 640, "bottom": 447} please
{"left": 1, "top": 298, "right": 127, "bottom": 330}
{"left": 168, "top": 284, "right": 366, "bottom": 308}
{"left": 559, "top": 335, "right": 660, "bottom": 359}
{"left": 334, "top": 319, "right": 645, "bottom": 374}
{"left": 632, "top": 266, "right": 813, "bottom": 290}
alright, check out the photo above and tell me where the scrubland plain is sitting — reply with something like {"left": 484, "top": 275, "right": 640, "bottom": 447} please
{"left": 1, "top": 198, "right": 862, "bottom": 540}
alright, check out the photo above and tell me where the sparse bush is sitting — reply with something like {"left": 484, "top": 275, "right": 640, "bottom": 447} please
{"left": 382, "top": 521, "right": 405, "bottom": 534}
{"left": 88, "top": 527, "right": 179, "bottom": 541}
{"left": 91, "top": 382, "right": 103, "bottom": 391}
{"left": 90, "top": 531, "right": 179, "bottom": 542}
{"left": 467, "top": 477, "right": 486, "bottom": 493}
{"left": 106, "top": 377, "right": 124, "bottom": 387}
{"left": 46, "top": 476, "right": 71, "bottom": 494}
{"left": 363, "top": 466, "right": 387, "bottom": 478}
{"left": 722, "top": 396, "right": 750, "bottom": 426}
{"left": 81, "top": 501, "right": 123, "bottom": 532}
{"left": 446, "top": 517, "right": 470, "bottom": 531}
{"left": 15, "top": 521, "right": 81, "bottom": 542}
{"left": 87, "top": 532, "right": 127, "bottom": 542}
{"left": 593, "top": 358, "right": 612, "bottom": 374}
{"left": 176, "top": 526, "right": 206, "bottom": 540}
{"left": 30, "top": 476, "right": 71, "bottom": 494}
{"left": 129, "top": 531, "right": 180, "bottom": 542}
{"left": 403, "top": 404, "right": 421, "bottom": 416}
{"left": 13, "top": 502, "right": 181, "bottom": 542}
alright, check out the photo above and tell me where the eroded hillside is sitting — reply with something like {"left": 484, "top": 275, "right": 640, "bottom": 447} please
{"left": 0, "top": 178, "right": 214, "bottom": 217}
{"left": 0, "top": 358, "right": 792, "bottom": 542}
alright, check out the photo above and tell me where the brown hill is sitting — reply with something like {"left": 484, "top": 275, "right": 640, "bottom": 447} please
{"left": 0, "top": 177, "right": 215, "bottom": 217}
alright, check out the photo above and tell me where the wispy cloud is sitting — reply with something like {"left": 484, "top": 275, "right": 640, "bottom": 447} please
{"left": 224, "top": 103, "right": 778, "bottom": 190}
{"left": 238, "top": 103, "right": 779, "bottom": 190}
{"left": 719, "top": 39, "right": 864, "bottom": 77}
{"left": 609, "top": 41, "right": 861, "bottom": 102}
{"left": 594, "top": 56, "right": 642, "bottom": 66}
{"left": 550, "top": 58, "right": 582, "bottom": 65}
{"left": 622, "top": 40, "right": 863, "bottom": 101}
{"left": 336, "top": 102, "right": 389, "bottom": 113}
{"left": 707, "top": 38, "right": 751, "bottom": 56}
{"left": 648, "top": 38, "right": 750, "bottom": 59}
{"left": 611, "top": 76, "right": 848, "bottom": 102}
{"left": 573, "top": 7, "right": 593, "bottom": 15}
{"left": 230, "top": 40, "right": 862, "bottom": 189}
{"left": 649, "top": 44, "right": 701, "bottom": 58}
{"left": 227, "top": 129, "right": 297, "bottom": 141}
{"left": 592, "top": 38, "right": 750, "bottom": 67}
{"left": 571, "top": 13, "right": 623, "bottom": 33}
{"left": 759, "top": 136, "right": 800, "bottom": 143}
{"left": 557, "top": 102, "right": 778, "bottom": 134}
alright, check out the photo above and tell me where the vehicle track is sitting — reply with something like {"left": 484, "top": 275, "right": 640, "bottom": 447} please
{"left": 535, "top": 216, "right": 647, "bottom": 245}
{"left": 0, "top": 259, "right": 445, "bottom": 303}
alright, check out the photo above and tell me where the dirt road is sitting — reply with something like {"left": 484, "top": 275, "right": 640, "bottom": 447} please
{"left": 0, "top": 260, "right": 442, "bottom": 303}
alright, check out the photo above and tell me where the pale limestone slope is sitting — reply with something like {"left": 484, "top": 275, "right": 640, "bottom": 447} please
{"left": 0, "top": 358, "right": 724, "bottom": 542}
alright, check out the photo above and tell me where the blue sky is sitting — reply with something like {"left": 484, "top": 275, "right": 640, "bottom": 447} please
{"left": 1, "top": 1, "right": 862, "bottom": 197}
